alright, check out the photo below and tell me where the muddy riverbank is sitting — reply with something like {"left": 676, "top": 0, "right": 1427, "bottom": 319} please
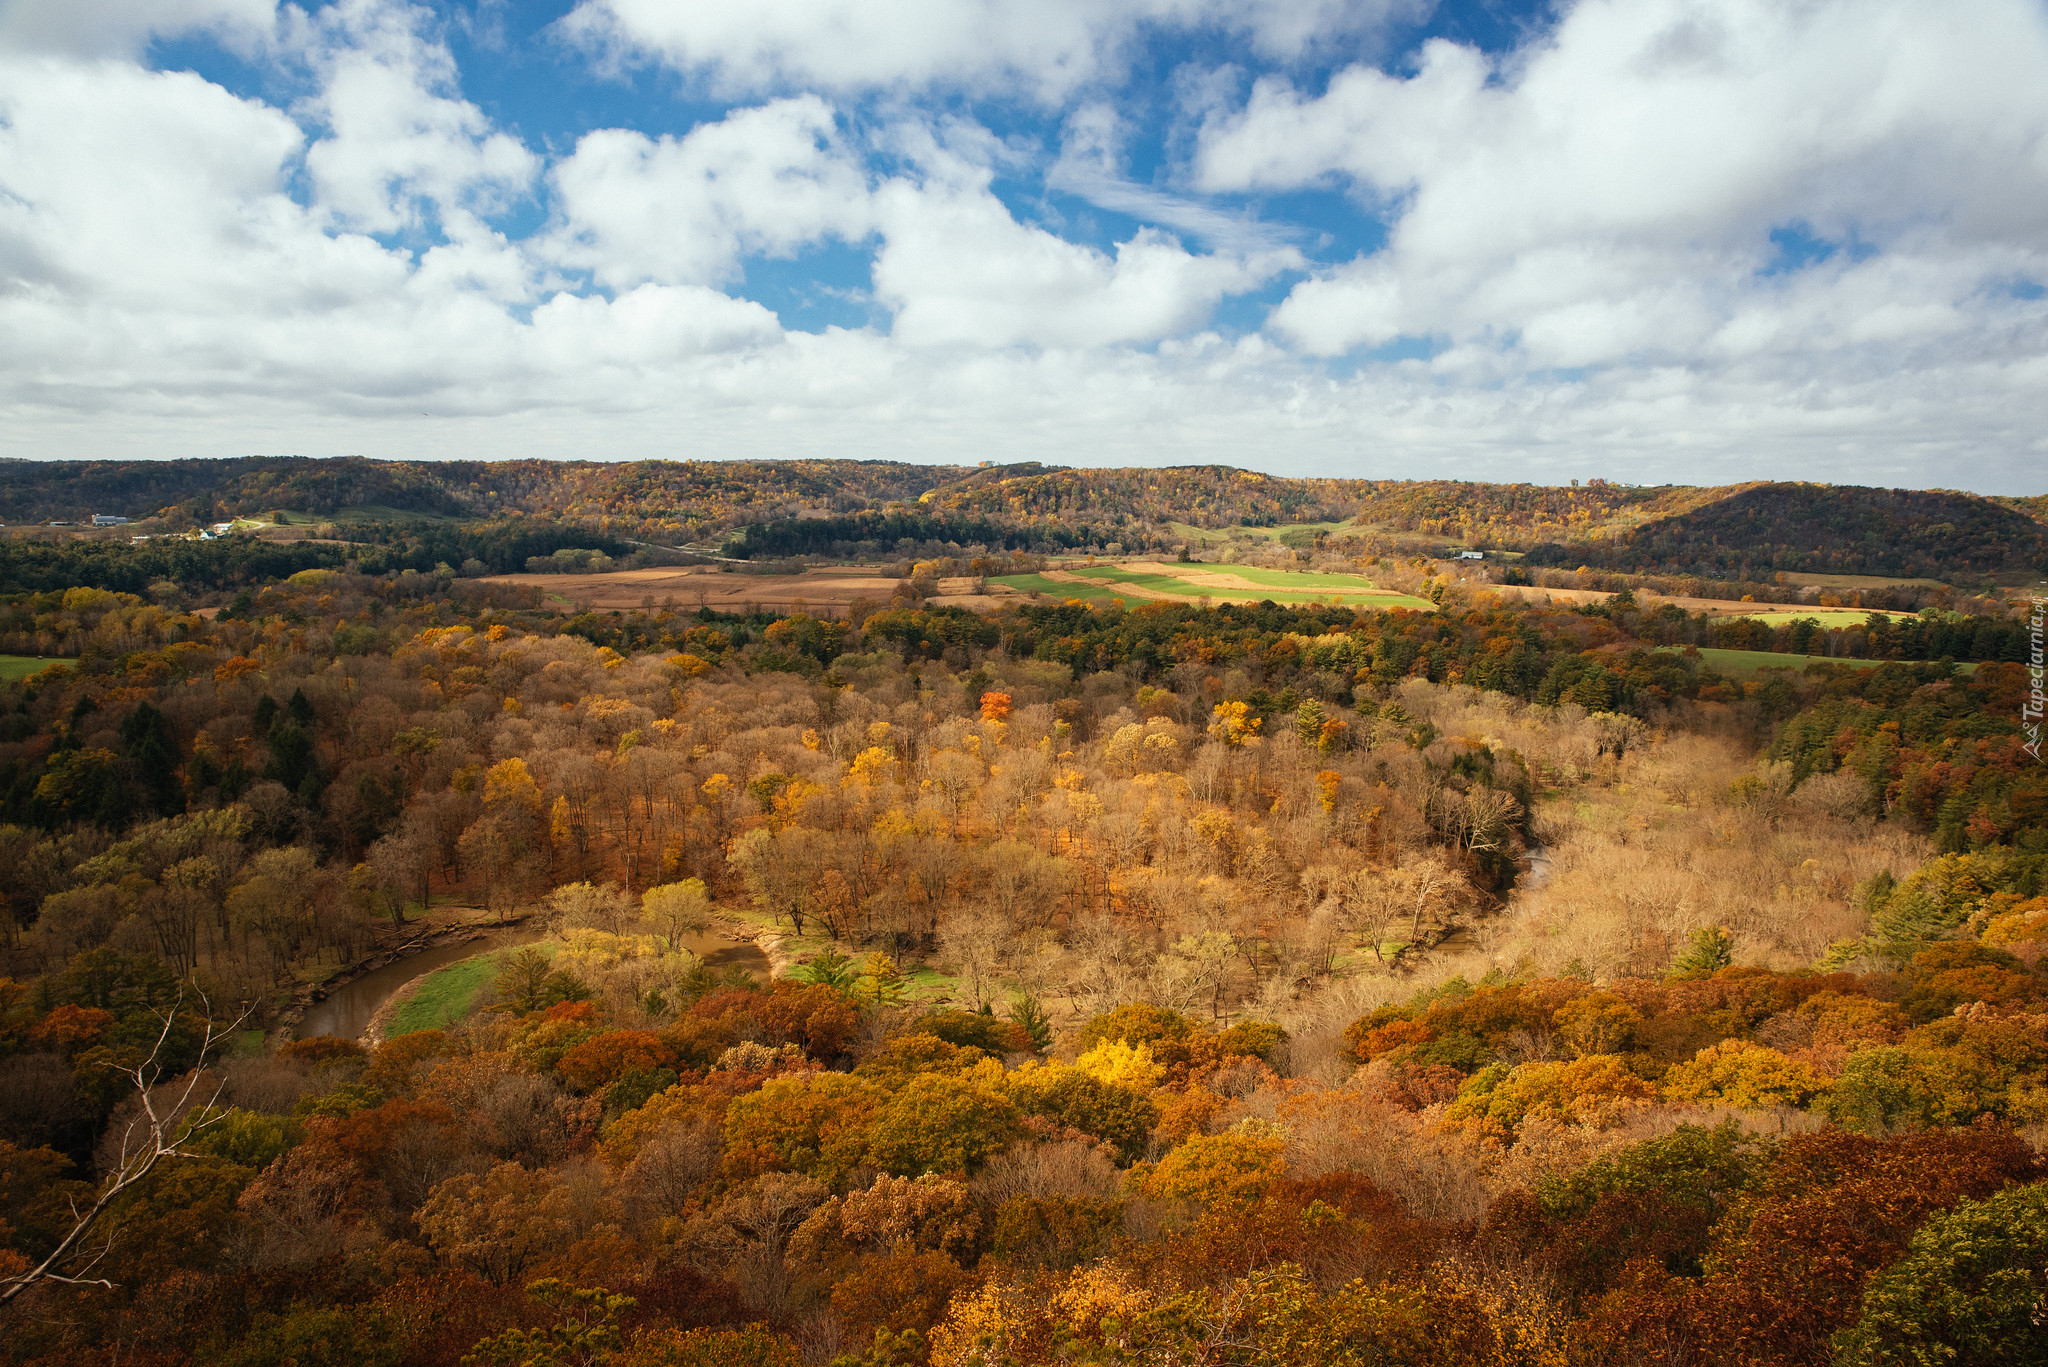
{"left": 293, "top": 915, "right": 778, "bottom": 1045}
{"left": 293, "top": 921, "right": 548, "bottom": 1041}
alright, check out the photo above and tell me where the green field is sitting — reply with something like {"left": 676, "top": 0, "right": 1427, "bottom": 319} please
{"left": 1724, "top": 609, "right": 1919, "bottom": 630}
{"left": 1690, "top": 647, "right": 1978, "bottom": 677}
{"left": 1003, "top": 562, "right": 1436, "bottom": 611}
{"left": 1776, "top": 571, "right": 1951, "bottom": 591}
{"left": 1066, "top": 566, "right": 1213, "bottom": 595}
{"left": 385, "top": 942, "right": 554, "bottom": 1037}
{"left": 1215, "top": 565, "right": 1394, "bottom": 592}
{"left": 331, "top": 504, "right": 465, "bottom": 526}
{"left": 0, "top": 656, "right": 72, "bottom": 682}
{"left": 990, "top": 573, "right": 1130, "bottom": 604}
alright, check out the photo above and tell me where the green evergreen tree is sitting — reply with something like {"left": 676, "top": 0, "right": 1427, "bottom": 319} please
{"left": 1669, "top": 926, "right": 1734, "bottom": 980}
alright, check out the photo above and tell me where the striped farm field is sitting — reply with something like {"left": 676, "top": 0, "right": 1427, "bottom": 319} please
{"left": 995, "top": 561, "right": 1436, "bottom": 611}
{"left": 990, "top": 573, "right": 1129, "bottom": 604}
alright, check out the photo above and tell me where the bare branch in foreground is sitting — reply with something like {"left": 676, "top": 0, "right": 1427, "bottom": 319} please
{"left": 0, "top": 988, "right": 248, "bottom": 1307}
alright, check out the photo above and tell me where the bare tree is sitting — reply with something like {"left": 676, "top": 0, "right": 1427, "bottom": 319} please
{"left": 1, "top": 991, "right": 244, "bottom": 1305}
{"left": 366, "top": 816, "right": 438, "bottom": 924}
{"left": 1405, "top": 855, "right": 1454, "bottom": 945}
{"left": 937, "top": 904, "right": 1008, "bottom": 1010}
{"left": 1343, "top": 867, "right": 1407, "bottom": 964}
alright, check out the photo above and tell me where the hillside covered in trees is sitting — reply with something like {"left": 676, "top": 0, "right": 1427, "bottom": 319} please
{"left": 4, "top": 459, "right": 2042, "bottom": 587}
{"left": 1523, "top": 484, "right": 2048, "bottom": 582}
{"left": 0, "top": 541, "right": 2044, "bottom": 1366}
{"left": 0, "top": 459, "right": 967, "bottom": 543}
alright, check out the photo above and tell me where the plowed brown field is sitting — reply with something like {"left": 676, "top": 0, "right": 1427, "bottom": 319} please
{"left": 475, "top": 566, "right": 1016, "bottom": 613}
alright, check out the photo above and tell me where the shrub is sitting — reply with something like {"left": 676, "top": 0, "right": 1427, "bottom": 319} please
{"left": 1833, "top": 1179, "right": 2048, "bottom": 1367}
{"left": 1446, "top": 1056, "right": 1654, "bottom": 1141}
{"left": 1661, "top": 1040, "right": 1828, "bottom": 1109}
{"left": 1004, "top": 1064, "right": 1158, "bottom": 1164}
{"left": 988, "top": 1195, "right": 1124, "bottom": 1270}
{"left": 1074, "top": 1039, "right": 1165, "bottom": 1091}
{"left": 1822, "top": 1045, "right": 2008, "bottom": 1132}
{"left": 855, "top": 1033, "right": 988, "bottom": 1090}
{"left": 1074, "top": 1004, "right": 1195, "bottom": 1065}
{"left": 1137, "top": 1131, "right": 1287, "bottom": 1206}
{"left": 555, "top": 1030, "right": 679, "bottom": 1094}
{"left": 722, "top": 1073, "right": 884, "bottom": 1184}
{"left": 179, "top": 1106, "right": 300, "bottom": 1169}
{"left": 916, "top": 1010, "right": 1026, "bottom": 1055}
{"left": 865, "top": 1073, "right": 1021, "bottom": 1177}
{"left": 614, "top": 1324, "right": 802, "bottom": 1367}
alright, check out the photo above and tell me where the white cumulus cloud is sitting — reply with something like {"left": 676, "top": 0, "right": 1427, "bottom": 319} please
{"left": 870, "top": 131, "right": 1281, "bottom": 348}
{"left": 287, "top": 0, "right": 538, "bottom": 240}
{"left": 1, "top": 0, "right": 2045, "bottom": 491}
{"left": 545, "top": 96, "right": 873, "bottom": 289}
{"left": 0, "top": 0, "right": 276, "bottom": 59}
{"left": 559, "top": 0, "right": 1425, "bottom": 101}
{"left": 1198, "top": 0, "right": 2048, "bottom": 364}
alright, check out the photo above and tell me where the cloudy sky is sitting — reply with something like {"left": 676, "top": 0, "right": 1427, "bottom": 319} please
{"left": 1, "top": 0, "right": 2044, "bottom": 491}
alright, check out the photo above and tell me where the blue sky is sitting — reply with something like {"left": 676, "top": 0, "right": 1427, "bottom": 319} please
{"left": 2, "top": 0, "right": 2045, "bottom": 491}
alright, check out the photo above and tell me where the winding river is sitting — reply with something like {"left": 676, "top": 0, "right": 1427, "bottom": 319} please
{"left": 296, "top": 924, "right": 771, "bottom": 1042}
{"left": 1413, "top": 842, "right": 1555, "bottom": 963}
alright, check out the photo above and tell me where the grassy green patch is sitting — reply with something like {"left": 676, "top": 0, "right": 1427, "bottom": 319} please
{"left": 1213, "top": 565, "right": 1392, "bottom": 592}
{"left": 1057, "top": 563, "right": 1437, "bottom": 611}
{"left": 1775, "top": 571, "right": 1952, "bottom": 591}
{"left": 1689, "top": 647, "right": 1978, "bottom": 677}
{"left": 1724, "top": 609, "right": 1919, "bottom": 630}
{"left": 900, "top": 965, "right": 960, "bottom": 1005}
{"left": 1000, "top": 566, "right": 1435, "bottom": 612}
{"left": 0, "top": 655, "right": 72, "bottom": 682}
{"left": 386, "top": 943, "right": 556, "bottom": 1037}
{"left": 989, "top": 573, "right": 1129, "bottom": 604}
{"left": 1065, "top": 565, "right": 1212, "bottom": 595}
{"left": 331, "top": 504, "right": 465, "bottom": 525}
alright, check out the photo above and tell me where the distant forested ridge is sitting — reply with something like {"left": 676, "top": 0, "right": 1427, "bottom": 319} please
{"left": 917, "top": 464, "right": 1368, "bottom": 528}
{"left": 1525, "top": 484, "right": 2048, "bottom": 579}
{"left": 2, "top": 458, "right": 2043, "bottom": 585}
{"left": 0, "top": 457, "right": 965, "bottom": 537}
{"left": 0, "top": 455, "right": 466, "bottom": 524}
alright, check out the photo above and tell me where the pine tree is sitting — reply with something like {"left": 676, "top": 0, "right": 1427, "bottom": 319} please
{"left": 1669, "top": 926, "right": 1735, "bottom": 980}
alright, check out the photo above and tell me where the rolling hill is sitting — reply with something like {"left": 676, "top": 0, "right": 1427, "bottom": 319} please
{"left": 1522, "top": 483, "right": 2047, "bottom": 581}
{"left": 0, "top": 457, "right": 2038, "bottom": 586}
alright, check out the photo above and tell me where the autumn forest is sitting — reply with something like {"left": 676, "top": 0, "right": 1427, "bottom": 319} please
{"left": 0, "top": 476, "right": 2045, "bottom": 1367}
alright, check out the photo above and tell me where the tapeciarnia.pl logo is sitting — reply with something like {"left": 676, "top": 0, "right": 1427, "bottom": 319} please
{"left": 2026, "top": 587, "right": 2045, "bottom": 761}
